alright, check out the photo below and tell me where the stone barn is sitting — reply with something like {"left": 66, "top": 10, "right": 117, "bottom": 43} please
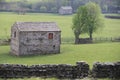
{"left": 11, "top": 22, "right": 61, "bottom": 56}
{"left": 59, "top": 6, "right": 73, "bottom": 15}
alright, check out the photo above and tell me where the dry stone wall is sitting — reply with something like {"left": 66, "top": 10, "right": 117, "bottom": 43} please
{"left": 0, "top": 61, "right": 120, "bottom": 79}
{"left": 92, "top": 62, "right": 120, "bottom": 79}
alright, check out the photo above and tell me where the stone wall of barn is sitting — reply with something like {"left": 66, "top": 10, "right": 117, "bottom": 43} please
{"left": 59, "top": 9, "right": 72, "bottom": 15}
{"left": 10, "top": 25, "right": 19, "bottom": 56}
{"left": 19, "top": 31, "right": 60, "bottom": 55}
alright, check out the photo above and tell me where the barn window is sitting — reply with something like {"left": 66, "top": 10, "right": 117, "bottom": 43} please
{"left": 48, "top": 33, "right": 53, "bottom": 39}
{"left": 53, "top": 45, "right": 55, "bottom": 49}
{"left": 14, "top": 32, "right": 16, "bottom": 38}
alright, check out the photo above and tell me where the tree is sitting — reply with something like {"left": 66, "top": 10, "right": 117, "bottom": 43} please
{"left": 56, "top": 0, "right": 61, "bottom": 11}
{"left": 72, "top": 2, "right": 103, "bottom": 44}
{"left": 85, "top": 2, "right": 103, "bottom": 39}
{"left": 116, "top": 0, "right": 120, "bottom": 7}
{"left": 40, "top": 6, "right": 47, "bottom": 12}
{"left": 0, "top": 0, "right": 5, "bottom": 3}
{"left": 72, "top": 6, "right": 88, "bottom": 44}
{"left": 51, "top": 7, "right": 57, "bottom": 13}
{"left": 0, "top": 0, "right": 6, "bottom": 10}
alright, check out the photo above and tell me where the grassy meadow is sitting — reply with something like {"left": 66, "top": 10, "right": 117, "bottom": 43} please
{"left": 0, "top": 12, "right": 120, "bottom": 42}
{"left": 0, "top": 12, "right": 120, "bottom": 80}
{"left": 0, "top": 43, "right": 120, "bottom": 66}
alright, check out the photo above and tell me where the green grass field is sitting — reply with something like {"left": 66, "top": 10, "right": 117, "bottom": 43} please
{"left": 0, "top": 13, "right": 120, "bottom": 64}
{"left": 0, "top": 42, "right": 120, "bottom": 66}
{"left": 0, "top": 12, "right": 120, "bottom": 80}
{"left": 0, "top": 12, "right": 74, "bottom": 41}
{"left": 0, "top": 12, "right": 120, "bottom": 42}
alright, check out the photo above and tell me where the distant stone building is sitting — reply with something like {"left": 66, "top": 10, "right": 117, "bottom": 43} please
{"left": 59, "top": 6, "right": 73, "bottom": 15}
{"left": 11, "top": 22, "right": 61, "bottom": 56}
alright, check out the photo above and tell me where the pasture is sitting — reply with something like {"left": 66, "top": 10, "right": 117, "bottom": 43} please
{"left": 0, "top": 12, "right": 120, "bottom": 42}
{"left": 0, "top": 12, "right": 120, "bottom": 80}
{"left": 0, "top": 43, "right": 120, "bottom": 66}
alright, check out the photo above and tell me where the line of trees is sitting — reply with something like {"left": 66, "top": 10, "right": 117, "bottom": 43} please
{"left": 0, "top": 0, "right": 120, "bottom": 13}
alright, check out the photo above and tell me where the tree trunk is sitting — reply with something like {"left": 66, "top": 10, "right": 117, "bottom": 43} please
{"left": 75, "top": 35, "right": 79, "bottom": 44}
{"left": 90, "top": 33, "right": 93, "bottom": 40}
{"left": 74, "top": 31, "right": 80, "bottom": 44}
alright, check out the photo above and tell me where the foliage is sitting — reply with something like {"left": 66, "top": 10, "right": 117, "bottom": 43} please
{"left": 31, "top": 2, "right": 41, "bottom": 11}
{"left": 0, "top": 0, "right": 119, "bottom": 13}
{"left": 0, "top": 0, "right": 5, "bottom": 2}
{"left": 51, "top": 7, "right": 57, "bottom": 13}
{"left": 72, "top": 6, "right": 88, "bottom": 44}
{"left": 40, "top": 6, "right": 47, "bottom": 12}
{"left": 85, "top": 2, "right": 103, "bottom": 39}
{"left": 72, "top": 2, "right": 103, "bottom": 44}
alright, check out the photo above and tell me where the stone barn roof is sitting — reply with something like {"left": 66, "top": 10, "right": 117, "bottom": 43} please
{"left": 60, "top": 6, "right": 72, "bottom": 10}
{"left": 13, "top": 22, "right": 61, "bottom": 31}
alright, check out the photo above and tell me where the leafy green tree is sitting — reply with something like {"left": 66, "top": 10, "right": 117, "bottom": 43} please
{"left": 72, "top": 6, "right": 88, "bottom": 44}
{"left": 72, "top": 2, "right": 103, "bottom": 44}
{"left": 116, "top": 0, "right": 120, "bottom": 9}
{"left": 40, "top": 6, "right": 47, "bottom": 12}
{"left": 85, "top": 2, "right": 103, "bottom": 39}
{"left": 51, "top": 7, "right": 57, "bottom": 13}
{"left": 0, "top": 0, "right": 5, "bottom": 3}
